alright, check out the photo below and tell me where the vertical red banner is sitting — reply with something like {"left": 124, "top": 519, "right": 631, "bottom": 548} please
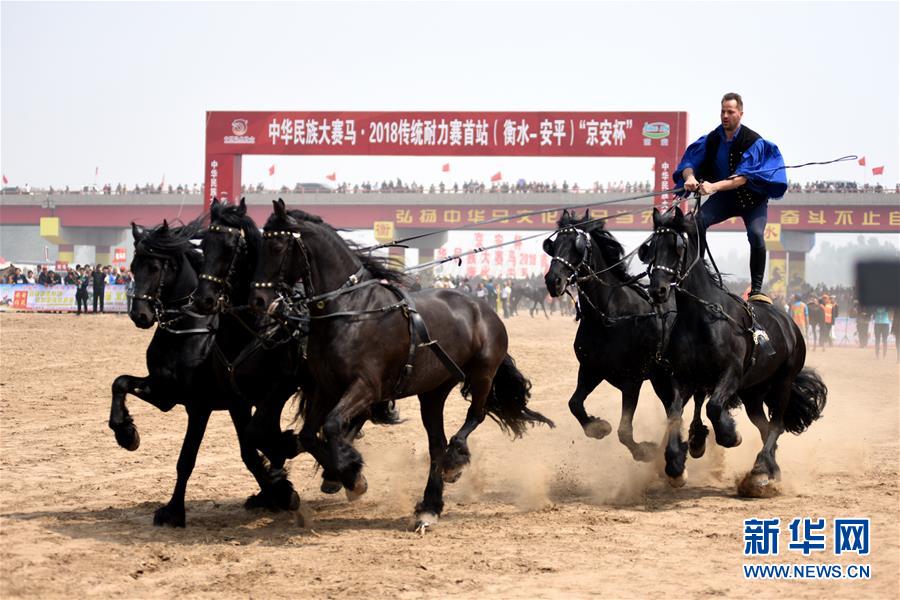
{"left": 204, "top": 154, "right": 242, "bottom": 206}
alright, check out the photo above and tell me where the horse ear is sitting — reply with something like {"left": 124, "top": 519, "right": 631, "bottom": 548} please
{"left": 273, "top": 198, "right": 287, "bottom": 219}
{"left": 652, "top": 207, "right": 661, "bottom": 227}
{"left": 238, "top": 197, "right": 247, "bottom": 215}
{"left": 542, "top": 237, "right": 554, "bottom": 256}
{"left": 638, "top": 240, "right": 653, "bottom": 263}
{"left": 131, "top": 222, "right": 145, "bottom": 241}
{"left": 582, "top": 209, "right": 590, "bottom": 222}
{"left": 160, "top": 219, "right": 170, "bottom": 234}
{"left": 673, "top": 206, "right": 684, "bottom": 227}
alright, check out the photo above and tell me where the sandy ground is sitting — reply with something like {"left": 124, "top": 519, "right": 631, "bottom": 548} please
{"left": 1, "top": 311, "right": 898, "bottom": 599}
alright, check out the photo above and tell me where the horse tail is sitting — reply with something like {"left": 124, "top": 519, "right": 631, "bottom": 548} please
{"left": 481, "top": 354, "right": 554, "bottom": 437}
{"left": 783, "top": 367, "right": 827, "bottom": 434}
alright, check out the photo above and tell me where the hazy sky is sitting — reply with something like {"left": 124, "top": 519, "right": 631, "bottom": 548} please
{"left": 2, "top": 0, "right": 898, "bottom": 189}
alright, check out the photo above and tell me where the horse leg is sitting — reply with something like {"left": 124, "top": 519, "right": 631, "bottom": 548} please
{"left": 154, "top": 406, "right": 210, "bottom": 527}
{"left": 617, "top": 381, "right": 658, "bottom": 462}
{"left": 414, "top": 383, "right": 454, "bottom": 532}
{"left": 322, "top": 380, "right": 374, "bottom": 500}
{"left": 662, "top": 387, "right": 689, "bottom": 486}
{"left": 245, "top": 388, "right": 304, "bottom": 462}
{"left": 443, "top": 370, "right": 493, "bottom": 483}
{"left": 743, "top": 393, "right": 770, "bottom": 444}
{"left": 541, "top": 300, "right": 550, "bottom": 319}
{"left": 109, "top": 375, "right": 178, "bottom": 451}
{"left": 740, "top": 378, "right": 791, "bottom": 497}
{"left": 230, "top": 404, "right": 300, "bottom": 512}
{"left": 705, "top": 376, "right": 743, "bottom": 448}
{"left": 567, "top": 366, "right": 611, "bottom": 440}
{"left": 687, "top": 392, "right": 710, "bottom": 458}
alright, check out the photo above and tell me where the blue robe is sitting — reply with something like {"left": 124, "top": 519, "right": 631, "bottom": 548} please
{"left": 673, "top": 125, "right": 788, "bottom": 201}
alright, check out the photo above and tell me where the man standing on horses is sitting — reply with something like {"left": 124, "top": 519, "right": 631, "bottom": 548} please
{"left": 674, "top": 93, "right": 788, "bottom": 302}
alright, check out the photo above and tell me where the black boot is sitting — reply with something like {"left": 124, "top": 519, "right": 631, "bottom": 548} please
{"left": 748, "top": 248, "right": 770, "bottom": 302}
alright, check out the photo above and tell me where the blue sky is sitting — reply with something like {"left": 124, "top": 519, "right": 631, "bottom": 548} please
{"left": 2, "top": 1, "right": 897, "bottom": 189}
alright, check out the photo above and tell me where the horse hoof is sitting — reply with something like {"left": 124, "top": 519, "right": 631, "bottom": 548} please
{"left": 345, "top": 474, "right": 368, "bottom": 502}
{"left": 668, "top": 470, "right": 688, "bottom": 488}
{"left": 153, "top": 504, "right": 185, "bottom": 528}
{"left": 632, "top": 442, "right": 658, "bottom": 462}
{"left": 320, "top": 480, "right": 343, "bottom": 495}
{"left": 114, "top": 425, "right": 140, "bottom": 451}
{"left": 737, "top": 472, "right": 780, "bottom": 498}
{"left": 689, "top": 442, "right": 706, "bottom": 459}
{"left": 413, "top": 511, "right": 439, "bottom": 533}
{"left": 244, "top": 491, "right": 271, "bottom": 510}
{"left": 583, "top": 419, "right": 612, "bottom": 440}
{"left": 442, "top": 466, "right": 463, "bottom": 484}
{"left": 715, "top": 429, "right": 742, "bottom": 448}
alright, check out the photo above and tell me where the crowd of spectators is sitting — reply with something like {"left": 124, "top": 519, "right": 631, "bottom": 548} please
{"left": 6, "top": 180, "right": 896, "bottom": 197}
{"left": 786, "top": 181, "right": 891, "bottom": 193}
{"left": 2, "top": 264, "right": 134, "bottom": 314}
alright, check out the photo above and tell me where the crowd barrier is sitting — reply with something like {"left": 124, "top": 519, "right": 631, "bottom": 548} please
{"left": 0, "top": 284, "right": 129, "bottom": 312}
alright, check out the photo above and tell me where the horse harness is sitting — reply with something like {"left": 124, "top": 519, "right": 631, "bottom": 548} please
{"left": 257, "top": 228, "right": 466, "bottom": 400}
{"left": 198, "top": 224, "right": 247, "bottom": 305}
{"left": 647, "top": 224, "right": 775, "bottom": 366}
{"left": 302, "top": 266, "right": 466, "bottom": 399}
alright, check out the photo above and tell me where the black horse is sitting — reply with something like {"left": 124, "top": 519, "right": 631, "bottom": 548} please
{"left": 108, "top": 218, "right": 299, "bottom": 527}
{"left": 521, "top": 283, "right": 550, "bottom": 318}
{"left": 644, "top": 206, "right": 826, "bottom": 495}
{"left": 190, "top": 198, "right": 393, "bottom": 495}
{"left": 249, "top": 199, "right": 554, "bottom": 531}
{"left": 543, "top": 209, "right": 708, "bottom": 468}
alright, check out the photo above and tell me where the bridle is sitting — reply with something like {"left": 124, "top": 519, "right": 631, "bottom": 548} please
{"left": 546, "top": 226, "right": 592, "bottom": 287}
{"left": 132, "top": 248, "right": 200, "bottom": 331}
{"left": 198, "top": 223, "right": 247, "bottom": 304}
{"left": 647, "top": 225, "right": 701, "bottom": 287}
{"left": 251, "top": 227, "right": 315, "bottom": 298}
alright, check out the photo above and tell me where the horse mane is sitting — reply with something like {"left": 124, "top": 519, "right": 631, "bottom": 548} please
{"left": 679, "top": 211, "right": 730, "bottom": 288}
{"left": 210, "top": 201, "right": 262, "bottom": 250}
{"left": 136, "top": 216, "right": 204, "bottom": 272}
{"left": 267, "top": 208, "right": 408, "bottom": 286}
{"left": 557, "top": 211, "right": 630, "bottom": 282}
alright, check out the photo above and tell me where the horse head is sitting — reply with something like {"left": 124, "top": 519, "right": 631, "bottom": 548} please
{"left": 543, "top": 209, "right": 593, "bottom": 297}
{"left": 192, "top": 197, "right": 255, "bottom": 314}
{"left": 129, "top": 218, "right": 203, "bottom": 328}
{"left": 543, "top": 208, "right": 629, "bottom": 298}
{"left": 645, "top": 206, "right": 696, "bottom": 304}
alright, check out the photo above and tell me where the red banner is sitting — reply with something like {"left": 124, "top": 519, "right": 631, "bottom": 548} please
{"left": 205, "top": 111, "right": 688, "bottom": 158}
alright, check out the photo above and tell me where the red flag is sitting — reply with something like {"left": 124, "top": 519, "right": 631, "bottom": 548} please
{"left": 325, "top": 172, "right": 337, "bottom": 181}
{"left": 2, "top": 175, "right": 7, "bottom": 185}
{"left": 490, "top": 171, "right": 502, "bottom": 182}
{"left": 858, "top": 156, "right": 866, "bottom": 166}
{"left": 268, "top": 164, "right": 276, "bottom": 176}
{"left": 872, "top": 166, "right": 884, "bottom": 175}
{"left": 442, "top": 163, "right": 450, "bottom": 172}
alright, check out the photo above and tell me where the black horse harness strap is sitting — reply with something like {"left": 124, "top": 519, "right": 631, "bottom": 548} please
{"left": 297, "top": 267, "right": 466, "bottom": 398}
{"left": 388, "top": 285, "right": 466, "bottom": 399}
{"left": 675, "top": 287, "right": 775, "bottom": 365}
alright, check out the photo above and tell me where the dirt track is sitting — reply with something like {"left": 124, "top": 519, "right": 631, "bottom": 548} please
{"left": 1, "top": 311, "right": 898, "bottom": 598}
